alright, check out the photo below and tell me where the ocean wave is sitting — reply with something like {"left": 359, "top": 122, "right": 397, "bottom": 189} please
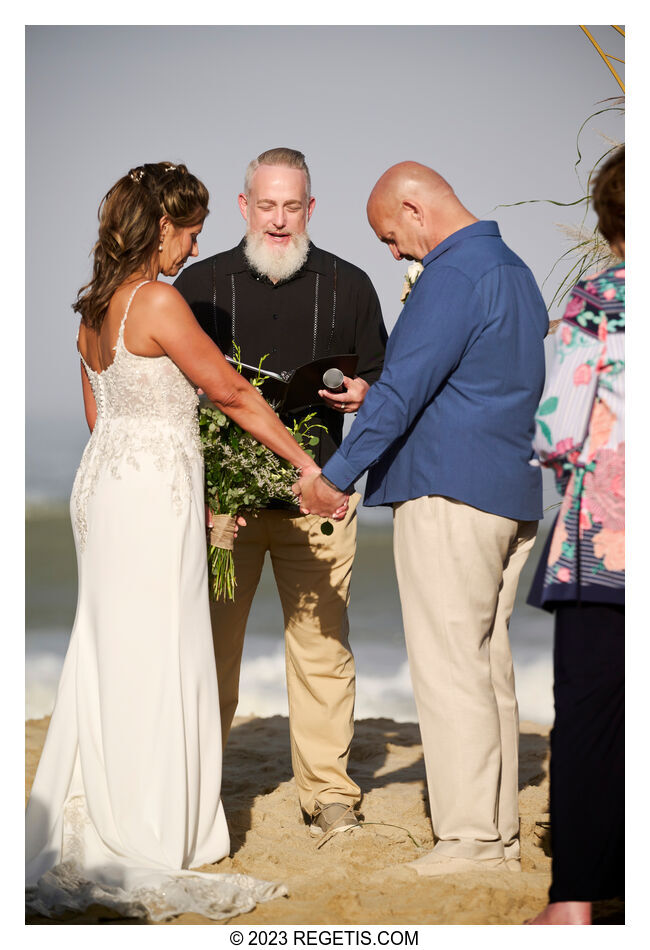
{"left": 26, "top": 630, "right": 554, "bottom": 725}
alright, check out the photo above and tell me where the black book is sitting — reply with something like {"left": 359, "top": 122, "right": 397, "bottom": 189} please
{"left": 225, "top": 353, "right": 359, "bottom": 412}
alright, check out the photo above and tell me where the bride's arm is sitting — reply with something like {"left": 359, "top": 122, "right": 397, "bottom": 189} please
{"left": 144, "top": 283, "right": 336, "bottom": 483}
{"left": 80, "top": 362, "right": 97, "bottom": 432}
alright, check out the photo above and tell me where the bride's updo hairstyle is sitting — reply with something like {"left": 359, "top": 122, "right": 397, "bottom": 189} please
{"left": 74, "top": 162, "right": 209, "bottom": 330}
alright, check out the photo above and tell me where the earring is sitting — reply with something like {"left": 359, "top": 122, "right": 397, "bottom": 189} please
{"left": 158, "top": 235, "right": 164, "bottom": 253}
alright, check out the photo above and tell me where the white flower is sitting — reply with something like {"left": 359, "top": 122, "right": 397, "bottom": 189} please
{"left": 400, "top": 261, "right": 424, "bottom": 303}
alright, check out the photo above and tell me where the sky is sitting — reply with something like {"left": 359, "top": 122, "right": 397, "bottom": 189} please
{"left": 24, "top": 22, "right": 625, "bottom": 502}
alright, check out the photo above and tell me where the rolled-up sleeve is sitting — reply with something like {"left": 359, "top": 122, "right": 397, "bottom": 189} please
{"left": 532, "top": 306, "right": 602, "bottom": 467}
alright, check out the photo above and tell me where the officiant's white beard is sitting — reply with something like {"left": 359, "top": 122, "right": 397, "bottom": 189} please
{"left": 243, "top": 229, "right": 310, "bottom": 283}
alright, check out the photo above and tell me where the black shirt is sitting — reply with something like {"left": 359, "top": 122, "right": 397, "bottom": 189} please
{"left": 174, "top": 240, "right": 387, "bottom": 466}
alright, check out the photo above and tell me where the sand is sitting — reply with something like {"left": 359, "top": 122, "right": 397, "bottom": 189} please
{"left": 25, "top": 715, "right": 623, "bottom": 926}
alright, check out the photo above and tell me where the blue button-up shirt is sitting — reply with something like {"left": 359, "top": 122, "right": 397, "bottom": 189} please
{"left": 322, "top": 221, "right": 548, "bottom": 521}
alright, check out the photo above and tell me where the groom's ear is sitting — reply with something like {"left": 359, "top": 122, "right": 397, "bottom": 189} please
{"left": 401, "top": 200, "right": 424, "bottom": 227}
{"left": 238, "top": 193, "right": 249, "bottom": 222}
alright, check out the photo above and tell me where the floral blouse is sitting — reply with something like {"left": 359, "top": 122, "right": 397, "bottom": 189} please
{"left": 528, "top": 263, "right": 625, "bottom": 609}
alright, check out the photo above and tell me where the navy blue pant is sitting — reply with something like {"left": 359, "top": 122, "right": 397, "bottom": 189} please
{"left": 549, "top": 602, "right": 624, "bottom": 902}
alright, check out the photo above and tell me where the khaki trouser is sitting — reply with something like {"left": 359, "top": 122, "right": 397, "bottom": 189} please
{"left": 209, "top": 495, "right": 361, "bottom": 816}
{"left": 393, "top": 495, "right": 537, "bottom": 862}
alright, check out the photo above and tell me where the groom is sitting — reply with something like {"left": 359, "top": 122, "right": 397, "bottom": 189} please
{"left": 297, "top": 161, "right": 548, "bottom": 874}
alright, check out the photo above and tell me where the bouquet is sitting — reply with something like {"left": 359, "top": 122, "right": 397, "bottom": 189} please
{"left": 199, "top": 348, "right": 325, "bottom": 601}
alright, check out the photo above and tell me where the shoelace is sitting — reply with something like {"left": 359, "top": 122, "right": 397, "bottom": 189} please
{"left": 314, "top": 802, "right": 357, "bottom": 850}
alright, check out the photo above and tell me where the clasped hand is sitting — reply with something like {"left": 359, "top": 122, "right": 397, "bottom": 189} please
{"left": 292, "top": 469, "right": 349, "bottom": 520}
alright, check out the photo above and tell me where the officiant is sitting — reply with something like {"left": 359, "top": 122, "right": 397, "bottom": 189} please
{"left": 174, "top": 147, "right": 387, "bottom": 838}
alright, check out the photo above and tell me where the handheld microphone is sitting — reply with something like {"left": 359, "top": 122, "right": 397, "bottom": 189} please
{"left": 322, "top": 368, "right": 345, "bottom": 393}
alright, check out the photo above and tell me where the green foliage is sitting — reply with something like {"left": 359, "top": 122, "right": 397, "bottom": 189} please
{"left": 199, "top": 349, "right": 327, "bottom": 600}
{"left": 199, "top": 403, "right": 324, "bottom": 518}
{"left": 536, "top": 418, "right": 553, "bottom": 446}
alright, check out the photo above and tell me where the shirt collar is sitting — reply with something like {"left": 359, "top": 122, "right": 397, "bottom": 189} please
{"left": 226, "top": 239, "right": 329, "bottom": 278}
{"left": 422, "top": 220, "right": 501, "bottom": 267}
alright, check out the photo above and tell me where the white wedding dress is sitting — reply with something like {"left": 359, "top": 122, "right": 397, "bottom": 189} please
{"left": 25, "top": 282, "right": 286, "bottom": 921}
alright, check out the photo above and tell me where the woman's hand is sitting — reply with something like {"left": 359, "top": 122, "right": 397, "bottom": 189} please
{"left": 292, "top": 472, "right": 349, "bottom": 519}
{"left": 205, "top": 505, "right": 247, "bottom": 540}
{"left": 234, "top": 514, "right": 247, "bottom": 539}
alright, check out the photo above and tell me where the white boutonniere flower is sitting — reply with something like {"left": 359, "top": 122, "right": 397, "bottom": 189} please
{"left": 400, "top": 261, "right": 424, "bottom": 303}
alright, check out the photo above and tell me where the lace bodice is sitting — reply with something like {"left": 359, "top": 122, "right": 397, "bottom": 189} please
{"left": 73, "top": 282, "right": 202, "bottom": 547}
{"left": 79, "top": 281, "right": 199, "bottom": 432}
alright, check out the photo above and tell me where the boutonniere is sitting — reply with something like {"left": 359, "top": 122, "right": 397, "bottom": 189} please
{"left": 400, "top": 261, "right": 424, "bottom": 303}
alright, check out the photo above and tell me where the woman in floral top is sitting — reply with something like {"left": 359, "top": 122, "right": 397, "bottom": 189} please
{"left": 528, "top": 147, "right": 624, "bottom": 925}
{"left": 530, "top": 265, "right": 624, "bottom": 605}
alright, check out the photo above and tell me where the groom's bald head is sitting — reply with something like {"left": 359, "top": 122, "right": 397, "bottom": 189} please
{"left": 367, "top": 161, "right": 477, "bottom": 261}
{"left": 367, "top": 162, "right": 455, "bottom": 215}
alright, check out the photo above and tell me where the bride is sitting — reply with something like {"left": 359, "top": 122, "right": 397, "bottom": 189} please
{"left": 25, "top": 162, "right": 343, "bottom": 922}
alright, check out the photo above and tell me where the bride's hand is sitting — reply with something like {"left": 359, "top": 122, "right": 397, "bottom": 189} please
{"left": 292, "top": 472, "right": 349, "bottom": 519}
{"left": 205, "top": 506, "right": 247, "bottom": 539}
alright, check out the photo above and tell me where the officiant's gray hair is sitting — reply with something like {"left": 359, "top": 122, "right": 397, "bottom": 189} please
{"left": 244, "top": 148, "right": 311, "bottom": 198}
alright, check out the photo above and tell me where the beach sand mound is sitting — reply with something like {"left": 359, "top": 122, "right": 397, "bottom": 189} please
{"left": 25, "top": 716, "right": 622, "bottom": 925}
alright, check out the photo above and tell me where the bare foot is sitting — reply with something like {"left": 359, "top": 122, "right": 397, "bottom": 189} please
{"left": 526, "top": 901, "right": 592, "bottom": 925}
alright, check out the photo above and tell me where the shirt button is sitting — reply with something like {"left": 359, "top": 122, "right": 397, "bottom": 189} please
{"left": 272, "top": 347, "right": 278, "bottom": 354}
{"left": 273, "top": 313, "right": 280, "bottom": 320}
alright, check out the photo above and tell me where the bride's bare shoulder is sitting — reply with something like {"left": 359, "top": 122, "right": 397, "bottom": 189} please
{"left": 133, "top": 280, "right": 188, "bottom": 315}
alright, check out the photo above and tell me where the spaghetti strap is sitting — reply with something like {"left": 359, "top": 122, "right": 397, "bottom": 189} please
{"left": 76, "top": 281, "right": 151, "bottom": 375}
{"left": 119, "top": 280, "right": 151, "bottom": 337}
{"left": 78, "top": 349, "right": 93, "bottom": 376}
{"left": 76, "top": 322, "right": 94, "bottom": 376}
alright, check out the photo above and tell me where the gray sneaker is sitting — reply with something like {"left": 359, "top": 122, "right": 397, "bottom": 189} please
{"left": 309, "top": 801, "right": 360, "bottom": 837}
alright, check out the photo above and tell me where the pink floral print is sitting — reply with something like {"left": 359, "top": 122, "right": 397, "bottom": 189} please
{"left": 587, "top": 399, "right": 616, "bottom": 460}
{"left": 531, "top": 263, "right": 624, "bottom": 605}
{"left": 592, "top": 527, "right": 625, "bottom": 572}
{"left": 573, "top": 363, "right": 592, "bottom": 386}
{"left": 583, "top": 445, "right": 625, "bottom": 531}
{"left": 598, "top": 314, "right": 608, "bottom": 343}
{"left": 564, "top": 294, "right": 586, "bottom": 319}
{"left": 556, "top": 437, "right": 575, "bottom": 455}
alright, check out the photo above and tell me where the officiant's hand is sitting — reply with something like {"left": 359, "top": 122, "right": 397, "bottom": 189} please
{"left": 318, "top": 375, "right": 369, "bottom": 414}
{"left": 292, "top": 472, "right": 349, "bottom": 519}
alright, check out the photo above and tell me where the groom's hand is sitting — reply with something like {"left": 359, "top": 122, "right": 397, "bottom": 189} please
{"left": 292, "top": 472, "right": 349, "bottom": 519}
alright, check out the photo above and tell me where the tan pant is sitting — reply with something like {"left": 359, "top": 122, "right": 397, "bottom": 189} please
{"left": 209, "top": 496, "right": 361, "bottom": 816}
{"left": 393, "top": 495, "right": 537, "bottom": 862}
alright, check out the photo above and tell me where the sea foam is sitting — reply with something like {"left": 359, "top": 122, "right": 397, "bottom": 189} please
{"left": 26, "top": 629, "right": 554, "bottom": 725}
